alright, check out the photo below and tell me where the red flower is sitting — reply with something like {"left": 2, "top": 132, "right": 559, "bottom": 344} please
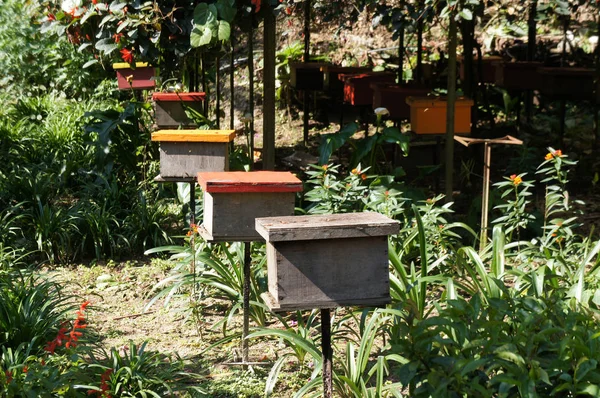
{"left": 120, "top": 48, "right": 134, "bottom": 64}
{"left": 5, "top": 371, "right": 12, "bottom": 383}
{"left": 92, "top": 0, "right": 98, "bottom": 4}
{"left": 47, "top": 13, "right": 56, "bottom": 21}
{"left": 251, "top": 0, "right": 260, "bottom": 13}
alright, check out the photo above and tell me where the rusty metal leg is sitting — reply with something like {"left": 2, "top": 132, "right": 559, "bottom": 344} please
{"left": 321, "top": 308, "right": 333, "bottom": 398}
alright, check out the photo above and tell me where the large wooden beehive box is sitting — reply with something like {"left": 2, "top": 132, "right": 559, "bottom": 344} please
{"left": 151, "top": 130, "right": 235, "bottom": 179}
{"left": 197, "top": 171, "right": 303, "bottom": 242}
{"left": 256, "top": 212, "right": 400, "bottom": 311}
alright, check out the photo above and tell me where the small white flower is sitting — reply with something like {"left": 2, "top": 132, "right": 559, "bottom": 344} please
{"left": 374, "top": 107, "right": 389, "bottom": 116}
{"left": 61, "top": 0, "right": 82, "bottom": 13}
{"left": 240, "top": 113, "right": 253, "bottom": 124}
{"left": 36, "top": 114, "right": 42, "bottom": 120}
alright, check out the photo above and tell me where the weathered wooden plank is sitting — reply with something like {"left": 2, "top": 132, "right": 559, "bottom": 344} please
{"left": 200, "top": 192, "right": 296, "bottom": 242}
{"left": 265, "top": 236, "right": 390, "bottom": 311}
{"left": 256, "top": 212, "right": 399, "bottom": 242}
{"left": 197, "top": 171, "right": 303, "bottom": 193}
{"left": 152, "top": 130, "right": 236, "bottom": 143}
{"left": 158, "top": 142, "right": 229, "bottom": 178}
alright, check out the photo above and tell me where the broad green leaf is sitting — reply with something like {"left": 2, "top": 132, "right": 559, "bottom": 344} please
{"left": 217, "top": 20, "right": 231, "bottom": 42}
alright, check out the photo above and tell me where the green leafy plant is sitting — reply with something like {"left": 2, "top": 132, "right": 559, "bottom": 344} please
{"left": 86, "top": 341, "right": 199, "bottom": 397}
{"left": 493, "top": 173, "right": 535, "bottom": 241}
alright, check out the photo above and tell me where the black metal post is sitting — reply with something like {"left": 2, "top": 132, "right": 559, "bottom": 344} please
{"left": 216, "top": 56, "right": 221, "bottom": 129}
{"left": 189, "top": 182, "right": 195, "bottom": 227}
{"left": 243, "top": 241, "right": 251, "bottom": 365}
{"left": 230, "top": 36, "right": 235, "bottom": 130}
{"left": 303, "top": 0, "right": 311, "bottom": 146}
{"left": 321, "top": 308, "right": 333, "bottom": 398}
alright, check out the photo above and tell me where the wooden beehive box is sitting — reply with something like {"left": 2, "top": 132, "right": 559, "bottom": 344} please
{"left": 321, "top": 65, "right": 372, "bottom": 95}
{"left": 290, "top": 62, "right": 330, "bottom": 91}
{"left": 197, "top": 171, "right": 303, "bottom": 242}
{"left": 495, "top": 62, "right": 543, "bottom": 91}
{"left": 342, "top": 72, "right": 396, "bottom": 106}
{"left": 371, "top": 83, "right": 430, "bottom": 120}
{"left": 538, "top": 67, "right": 599, "bottom": 102}
{"left": 152, "top": 92, "right": 206, "bottom": 129}
{"left": 113, "top": 62, "right": 156, "bottom": 91}
{"left": 406, "top": 97, "right": 473, "bottom": 135}
{"left": 151, "top": 130, "right": 235, "bottom": 178}
{"left": 459, "top": 55, "right": 502, "bottom": 84}
{"left": 256, "top": 212, "right": 400, "bottom": 311}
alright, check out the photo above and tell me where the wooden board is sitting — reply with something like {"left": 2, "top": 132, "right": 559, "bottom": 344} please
{"left": 113, "top": 62, "right": 150, "bottom": 70}
{"left": 265, "top": 236, "right": 391, "bottom": 311}
{"left": 152, "top": 130, "right": 236, "bottom": 143}
{"left": 201, "top": 192, "right": 296, "bottom": 242}
{"left": 197, "top": 171, "right": 303, "bottom": 193}
{"left": 154, "top": 101, "right": 204, "bottom": 129}
{"left": 158, "top": 142, "right": 228, "bottom": 178}
{"left": 152, "top": 92, "right": 206, "bottom": 102}
{"left": 255, "top": 212, "right": 399, "bottom": 242}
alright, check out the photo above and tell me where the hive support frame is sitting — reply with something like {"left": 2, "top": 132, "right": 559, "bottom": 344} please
{"left": 321, "top": 308, "right": 333, "bottom": 398}
{"left": 454, "top": 135, "right": 523, "bottom": 251}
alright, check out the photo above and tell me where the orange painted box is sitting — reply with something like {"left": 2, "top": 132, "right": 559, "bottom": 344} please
{"left": 113, "top": 62, "right": 156, "bottom": 91}
{"left": 342, "top": 72, "right": 396, "bottom": 106}
{"left": 151, "top": 130, "right": 236, "bottom": 179}
{"left": 197, "top": 171, "right": 303, "bottom": 242}
{"left": 406, "top": 97, "right": 474, "bottom": 135}
{"left": 152, "top": 92, "right": 206, "bottom": 129}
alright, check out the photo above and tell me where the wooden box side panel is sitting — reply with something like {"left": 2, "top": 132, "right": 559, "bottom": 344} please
{"left": 159, "top": 142, "right": 229, "bottom": 178}
{"left": 155, "top": 101, "right": 204, "bottom": 128}
{"left": 203, "top": 190, "right": 215, "bottom": 236}
{"left": 210, "top": 192, "right": 296, "bottom": 241}
{"left": 270, "top": 236, "right": 390, "bottom": 310}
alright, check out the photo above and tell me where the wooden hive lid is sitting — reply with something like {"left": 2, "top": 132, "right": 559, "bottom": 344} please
{"left": 256, "top": 212, "right": 400, "bottom": 242}
{"left": 113, "top": 62, "right": 151, "bottom": 70}
{"left": 152, "top": 92, "right": 206, "bottom": 102}
{"left": 405, "top": 96, "right": 474, "bottom": 107}
{"left": 537, "top": 67, "right": 594, "bottom": 76}
{"left": 197, "top": 171, "right": 303, "bottom": 193}
{"left": 151, "top": 130, "right": 236, "bottom": 143}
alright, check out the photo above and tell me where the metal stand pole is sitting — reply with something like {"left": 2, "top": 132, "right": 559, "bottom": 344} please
{"left": 321, "top": 308, "right": 333, "bottom": 398}
{"left": 303, "top": 0, "right": 311, "bottom": 146}
{"left": 480, "top": 142, "right": 491, "bottom": 251}
{"left": 242, "top": 241, "right": 251, "bottom": 365}
{"left": 189, "top": 182, "right": 196, "bottom": 226}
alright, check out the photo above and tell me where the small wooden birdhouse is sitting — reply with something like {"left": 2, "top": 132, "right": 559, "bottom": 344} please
{"left": 197, "top": 171, "right": 303, "bottom": 242}
{"left": 151, "top": 130, "right": 235, "bottom": 179}
{"left": 255, "top": 212, "right": 400, "bottom": 311}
